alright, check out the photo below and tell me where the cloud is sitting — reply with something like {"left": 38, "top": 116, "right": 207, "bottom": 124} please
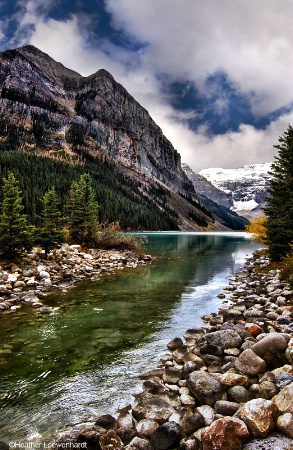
{"left": 105, "top": 0, "right": 293, "bottom": 116}
{"left": 2, "top": 0, "right": 293, "bottom": 172}
{"left": 163, "top": 111, "right": 293, "bottom": 172}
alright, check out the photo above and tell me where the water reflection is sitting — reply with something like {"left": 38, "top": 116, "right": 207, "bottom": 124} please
{"left": 0, "top": 233, "right": 261, "bottom": 443}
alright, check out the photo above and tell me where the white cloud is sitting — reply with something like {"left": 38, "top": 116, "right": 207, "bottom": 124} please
{"left": 164, "top": 112, "right": 293, "bottom": 172}
{"left": 3, "top": 0, "right": 293, "bottom": 172}
{"left": 105, "top": 0, "right": 293, "bottom": 116}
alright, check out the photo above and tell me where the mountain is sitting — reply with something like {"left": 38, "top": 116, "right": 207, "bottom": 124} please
{"left": 182, "top": 164, "right": 249, "bottom": 229}
{"left": 198, "top": 163, "right": 272, "bottom": 220}
{"left": 0, "top": 45, "right": 229, "bottom": 231}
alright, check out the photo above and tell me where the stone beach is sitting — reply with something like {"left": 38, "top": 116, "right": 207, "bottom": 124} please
{"left": 0, "top": 245, "right": 152, "bottom": 314}
{"left": 54, "top": 249, "right": 293, "bottom": 449}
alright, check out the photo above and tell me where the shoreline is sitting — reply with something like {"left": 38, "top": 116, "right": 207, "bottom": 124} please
{"left": 54, "top": 249, "right": 293, "bottom": 450}
{"left": 0, "top": 245, "right": 152, "bottom": 314}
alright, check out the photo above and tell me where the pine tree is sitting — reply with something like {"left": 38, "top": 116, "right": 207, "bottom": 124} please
{"left": 265, "top": 124, "right": 293, "bottom": 260}
{"left": 66, "top": 173, "right": 99, "bottom": 246}
{"left": 0, "top": 172, "right": 33, "bottom": 258}
{"left": 37, "top": 187, "right": 65, "bottom": 258}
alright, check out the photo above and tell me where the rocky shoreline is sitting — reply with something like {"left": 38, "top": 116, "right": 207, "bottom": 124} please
{"left": 54, "top": 249, "right": 293, "bottom": 450}
{"left": 0, "top": 245, "right": 152, "bottom": 314}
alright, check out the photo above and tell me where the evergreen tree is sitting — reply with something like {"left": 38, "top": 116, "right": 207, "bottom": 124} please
{"left": 66, "top": 173, "right": 99, "bottom": 246}
{"left": 37, "top": 187, "right": 65, "bottom": 258}
{"left": 265, "top": 124, "right": 293, "bottom": 260}
{"left": 0, "top": 172, "right": 33, "bottom": 258}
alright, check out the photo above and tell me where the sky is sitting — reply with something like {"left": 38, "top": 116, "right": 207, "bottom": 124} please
{"left": 0, "top": 0, "right": 293, "bottom": 172}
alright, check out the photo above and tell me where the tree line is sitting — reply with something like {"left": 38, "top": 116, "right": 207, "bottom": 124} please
{"left": 246, "top": 124, "right": 293, "bottom": 284}
{"left": 0, "top": 150, "right": 178, "bottom": 231}
{"left": 0, "top": 172, "right": 101, "bottom": 259}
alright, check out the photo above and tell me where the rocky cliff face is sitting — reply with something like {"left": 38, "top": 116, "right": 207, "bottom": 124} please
{"left": 0, "top": 45, "right": 194, "bottom": 197}
{"left": 182, "top": 163, "right": 233, "bottom": 209}
{"left": 199, "top": 163, "right": 272, "bottom": 220}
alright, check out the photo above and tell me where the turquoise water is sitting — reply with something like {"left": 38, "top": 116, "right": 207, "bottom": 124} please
{"left": 0, "top": 232, "right": 260, "bottom": 443}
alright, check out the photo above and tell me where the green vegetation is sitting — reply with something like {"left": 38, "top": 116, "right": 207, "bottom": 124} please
{"left": 265, "top": 124, "right": 293, "bottom": 261}
{"left": 199, "top": 194, "right": 249, "bottom": 230}
{"left": 0, "top": 150, "right": 178, "bottom": 231}
{"left": 0, "top": 172, "right": 33, "bottom": 257}
{"left": 66, "top": 173, "right": 99, "bottom": 246}
{"left": 0, "top": 171, "right": 148, "bottom": 259}
{"left": 36, "top": 187, "right": 65, "bottom": 258}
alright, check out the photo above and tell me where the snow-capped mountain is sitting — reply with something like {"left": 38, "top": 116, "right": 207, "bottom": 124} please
{"left": 198, "top": 163, "right": 272, "bottom": 220}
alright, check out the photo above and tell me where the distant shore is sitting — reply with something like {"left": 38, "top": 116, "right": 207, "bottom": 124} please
{"left": 0, "top": 245, "right": 152, "bottom": 314}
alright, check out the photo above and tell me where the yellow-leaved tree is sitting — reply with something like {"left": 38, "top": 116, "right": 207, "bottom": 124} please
{"left": 245, "top": 214, "right": 267, "bottom": 243}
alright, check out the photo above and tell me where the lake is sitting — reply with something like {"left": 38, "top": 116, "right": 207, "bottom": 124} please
{"left": 0, "top": 232, "right": 261, "bottom": 444}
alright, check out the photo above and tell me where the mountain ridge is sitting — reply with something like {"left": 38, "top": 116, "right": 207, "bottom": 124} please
{"left": 197, "top": 163, "right": 271, "bottom": 220}
{"left": 0, "top": 45, "right": 243, "bottom": 231}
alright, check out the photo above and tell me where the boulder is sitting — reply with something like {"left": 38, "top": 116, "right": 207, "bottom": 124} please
{"left": 78, "top": 425, "right": 107, "bottom": 444}
{"left": 239, "top": 398, "right": 279, "bottom": 437}
{"left": 285, "top": 339, "right": 293, "bottom": 364}
{"left": 187, "top": 371, "right": 225, "bottom": 406}
{"left": 276, "top": 412, "right": 293, "bottom": 439}
{"left": 132, "top": 393, "right": 178, "bottom": 424}
{"left": 179, "top": 437, "right": 202, "bottom": 450}
{"left": 272, "top": 381, "right": 293, "bottom": 414}
{"left": 275, "top": 371, "right": 293, "bottom": 389}
{"left": 117, "top": 411, "right": 134, "bottom": 429}
{"left": 182, "top": 411, "right": 205, "bottom": 434}
{"left": 124, "top": 436, "right": 153, "bottom": 450}
{"left": 250, "top": 333, "right": 290, "bottom": 357}
{"left": 220, "top": 371, "right": 249, "bottom": 387}
{"left": 241, "top": 431, "right": 293, "bottom": 449}
{"left": 227, "top": 385, "right": 252, "bottom": 403}
{"left": 196, "top": 405, "right": 216, "bottom": 426}
{"left": 234, "top": 349, "right": 266, "bottom": 376}
{"left": 203, "top": 330, "right": 242, "bottom": 349}
{"left": 136, "top": 419, "right": 159, "bottom": 438}
{"left": 116, "top": 427, "right": 137, "bottom": 445}
{"left": 167, "top": 337, "right": 183, "bottom": 351}
{"left": 150, "top": 421, "right": 183, "bottom": 450}
{"left": 202, "top": 417, "right": 250, "bottom": 450}
{"left": 95, "top": 414, "right": 117, "bottom": 430}
{"left": 99, "top": 430, "right": 124, "bottom": 450}
{"left": 163, "top": 367, "right": 182, "bottom": 384}
{"left": 214, "top": 400, "right": 240, "bottom": 416}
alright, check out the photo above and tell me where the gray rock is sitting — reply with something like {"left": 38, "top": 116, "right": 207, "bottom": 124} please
{"left": 227, "top": 386, "right": 252, "bottom": 403}
{"left": 95, "top": 414, "right": 117, "bottom": 430}
{"left": 167, "top": 337, "right": 183, "bottom": 351}
{"left": 179, "top": 437, "right": 202, "bottom": 450}
{"left": 117, "top": 411, "right": 134, "bottom": 429}
{"left": 136, "top": 419, "right": 159, "bottom": 438}
{"left": 182, "top": 411, "right": 205, "bottom": 434}
{"left": 116, "top": 427, "right": 137, "bottom": 445}
{"left": 150, "top": 421, "right": 183, "bottom": 450}
{"left": 203, "top": 329, "right": 243, "bottom": 349}
{"left": 276, "top": 412, "right": 293, "bottom": 439}
{"left": 214, "top": 400, "right": 240, "bottom": 416}
{"left": 132, "top": 393, "right": 178, "bottom": 424}
{"left": 242, "top": 431, "right": 293, "bottom": 449}
{"left": 188, "top": 370, "right": 225, "bottom": 406}
{"left": 163, "top": 367, "right": 182, "bottom": 384}
{"left": 78, "top": 425, "right": 107, "bottom": 444}
{"left": 124, "top": 436, "right": 153, "bottom": 450}
{"left": 275, "top": 371, "right": 293, "bottom": 389}
{"left": 234, "top": 349, "right": 266, "bottom": 376}
{"left": 251, "top": 333, "right": 290, "bottom": 357}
